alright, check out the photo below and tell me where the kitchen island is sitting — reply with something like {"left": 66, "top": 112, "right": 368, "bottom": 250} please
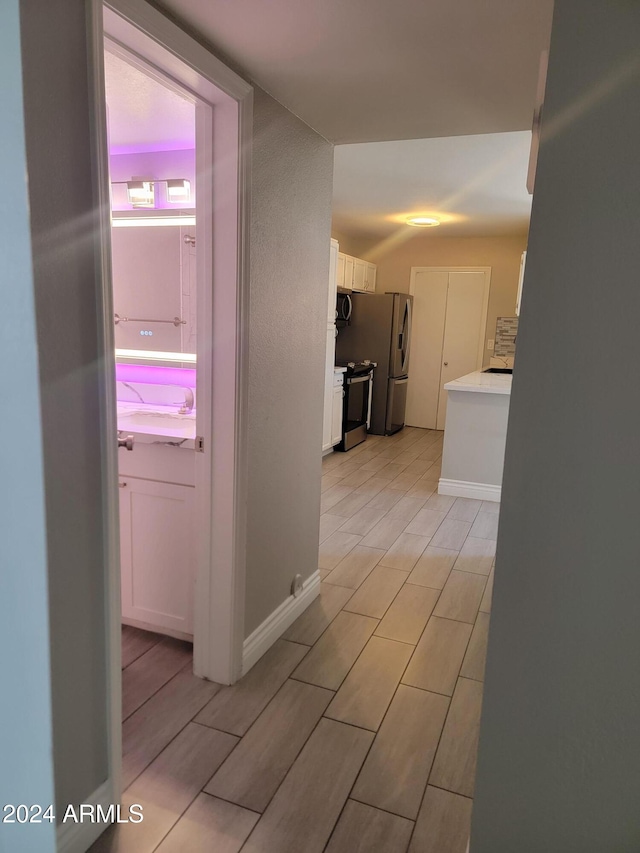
{"left": 438, "top": 370, "right": 512, "bottom": 503}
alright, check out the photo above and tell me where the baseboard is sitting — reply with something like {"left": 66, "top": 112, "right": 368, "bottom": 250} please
{"left": 242, "top": 570, "right": 320, "bottom": 675}
{"left": 56, "top": 779, "right": 115, "bottom": 853}
{"left": 438, "top": 477, "right": 501, "bottom": 503}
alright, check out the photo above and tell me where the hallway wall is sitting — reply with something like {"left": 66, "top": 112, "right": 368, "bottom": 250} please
{"left": 246, "top": 89, "right": 333, "bottom": 635}
{"left": 472, "top": 3, "right": 640, "bottom": 851}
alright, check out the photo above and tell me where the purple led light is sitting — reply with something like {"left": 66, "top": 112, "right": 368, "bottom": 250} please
{"left": 116, "top": 363, "right": 196, "bottom": 388}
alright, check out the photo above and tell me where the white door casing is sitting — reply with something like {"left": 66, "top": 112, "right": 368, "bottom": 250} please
{"left": 406, "top": 267, "right": 491, "bottom": 430}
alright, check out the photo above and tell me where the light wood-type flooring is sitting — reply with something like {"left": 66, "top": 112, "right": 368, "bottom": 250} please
{"left": 92, "top": 427, "right": 494, "bottom": 852}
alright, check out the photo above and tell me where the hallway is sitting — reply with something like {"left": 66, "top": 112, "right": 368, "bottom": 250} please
{"left": 94, "top": 427, "right": 494, "bottom": 852}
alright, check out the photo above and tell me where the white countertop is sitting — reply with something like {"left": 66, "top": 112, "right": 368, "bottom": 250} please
{"left": 117, "top": 402, "right": 196, "bottom": 448}
{"left": 334, "top": 366, "right": 347, "bottom": 374}
{"left": 444, "top": 370, "right": 512, "bottom": 395}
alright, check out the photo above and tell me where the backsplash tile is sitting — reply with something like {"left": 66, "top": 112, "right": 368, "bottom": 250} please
{"left": 494, "top": 316, "right": 519, "bottom": 357}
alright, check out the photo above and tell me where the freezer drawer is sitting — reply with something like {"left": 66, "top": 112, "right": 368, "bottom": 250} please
{"left": 386, "top": 376, "right": 409, "bottom": 435}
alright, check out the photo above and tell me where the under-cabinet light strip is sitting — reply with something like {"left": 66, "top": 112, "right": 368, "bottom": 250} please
{"left": 116, "top": 348, "right": 197, "bottom": 363}
{"left": 111, "top": 216, "right": 196, "bottom": 228}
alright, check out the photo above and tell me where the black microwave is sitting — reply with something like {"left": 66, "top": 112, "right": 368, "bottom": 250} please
{"left": 336, "top": 291, "right": 352, "bottom": 325}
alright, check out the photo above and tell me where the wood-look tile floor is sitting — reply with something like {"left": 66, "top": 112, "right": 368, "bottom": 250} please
{"left": 92, "top": 427, "right": 494, "bottom": 853}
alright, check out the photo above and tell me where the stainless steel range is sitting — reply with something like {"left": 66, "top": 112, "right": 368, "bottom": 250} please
{"left": 335, "top": 361, "right": 376, "bottom": 452}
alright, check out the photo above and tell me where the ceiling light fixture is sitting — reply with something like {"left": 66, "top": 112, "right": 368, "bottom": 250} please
{"left": 406, "top": 216, "right": 440, "bottom": 227}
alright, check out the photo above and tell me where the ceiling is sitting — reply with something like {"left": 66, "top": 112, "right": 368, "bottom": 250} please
{"left": 158, "top": 0, "right": 554, "bottom": 144}
{"left": 104, "top": 50, "right": 195, "bottom": 152}
{"left": 332, "top": 131, "right": 533, "bottom": 238}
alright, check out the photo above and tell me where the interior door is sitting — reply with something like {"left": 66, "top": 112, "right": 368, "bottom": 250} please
{"left": 436, "top": 271, "right": 488, "bottom": 429}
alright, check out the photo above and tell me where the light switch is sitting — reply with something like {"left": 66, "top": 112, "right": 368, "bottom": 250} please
{"left": 487, "top": 339, "right": 495, "bottom": 350}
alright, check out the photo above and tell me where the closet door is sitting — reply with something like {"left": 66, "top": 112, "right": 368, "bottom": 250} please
{"left": 406, "top": 268, "right": 490, "bottom": 430}
{"left": 405, "top": 270, "right": 448, "bottom": 429}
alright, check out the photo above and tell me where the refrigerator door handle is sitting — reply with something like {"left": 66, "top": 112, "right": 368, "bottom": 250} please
{"left": 402, "top": 299, "right": 412, "bottom": 374}
{"left": 394, "top": 377, "right": 409, "bottom": 385}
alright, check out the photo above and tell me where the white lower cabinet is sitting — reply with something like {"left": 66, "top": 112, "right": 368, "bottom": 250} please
{"left": 331, "top": 374, "right": 344, "bottom": 446}
{"left": 119, "top": 476, "right": 195, "bottom": 637}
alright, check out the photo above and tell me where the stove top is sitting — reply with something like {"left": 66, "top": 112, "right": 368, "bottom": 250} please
{"left": 335, "top": 360, "right": 377, "bottom": 376}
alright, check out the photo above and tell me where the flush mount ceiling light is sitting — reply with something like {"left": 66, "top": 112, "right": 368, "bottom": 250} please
{"left": 406, "top": 215, "right": 441, "bottom": 227}
{"left": 126, "top": 180, "right": 155, "bottom": 208}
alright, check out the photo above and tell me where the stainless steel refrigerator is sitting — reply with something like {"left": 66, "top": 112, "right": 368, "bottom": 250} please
{"left": 335, "top": 292, "right": 412, "bottom": 435}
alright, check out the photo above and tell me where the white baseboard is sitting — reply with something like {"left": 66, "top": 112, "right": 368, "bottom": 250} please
{"left": 438, "top": 477, "right": 501, "bottom": 503}
{"left": 57, "top": 779, "right": 115, "bottom": 853}
{"left": 242, "top": 570, "right": 320, "bottom": 675}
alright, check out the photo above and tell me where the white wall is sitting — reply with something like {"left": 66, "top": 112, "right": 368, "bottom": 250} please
{"left": 472, "top": 3, "right": 640, "bottom": 850}
{"left": 0, "top": 2, "right": 56, "bottom": 851}
{"left": 245, "top": 87, "right": 334, "bottom": 635}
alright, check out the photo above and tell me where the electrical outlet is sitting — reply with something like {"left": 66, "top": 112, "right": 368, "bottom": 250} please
{"left": 291, "top": 574, "right": 303, "bottom": 597}
{"left": 487, "top": 339, "right": 495, "bottom": 350}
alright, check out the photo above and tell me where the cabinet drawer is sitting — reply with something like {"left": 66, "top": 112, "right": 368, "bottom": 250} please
{"left": 118, "top": 441, "right": 195, "bottom": 486}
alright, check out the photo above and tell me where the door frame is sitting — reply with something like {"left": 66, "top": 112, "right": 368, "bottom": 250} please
{"left": 409, "top": 266, "right": 492, "bottom": 428}
{"left": 86, "top": 0, "right": 252, "bottom": 819}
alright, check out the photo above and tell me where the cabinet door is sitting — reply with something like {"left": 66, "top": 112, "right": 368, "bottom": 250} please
{"left": 332, "top": 383, "right": 344, "bottom": 445}
{"left": 353, "top": 258, "right": 367, "bottom": 291}
{"left": 323, "top": 326, "right": 337, "bottom": 451}
{"left": 365, "top": 263, "right": 377, "bottom": 292}
{"left": 328, "top": 240, "right": 339, "bottom": 323}
{"left": 343, "top": 255, "right": 354, "bottom": 291}
{"left": 120, "top": 477, "right": 195, "bottom": 636}
{"left": 336, "top": 253, "right": 346, "bottom": 289}
{"left": 515, "top": 250, "right": 526, "bottom": 316}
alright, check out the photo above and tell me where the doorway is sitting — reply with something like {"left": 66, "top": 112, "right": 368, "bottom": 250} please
{"left": 406, "top": 267, "right": 491, "bottom": 430}
{"left": 85, "top": 0, "right": 251, "bottom": 835}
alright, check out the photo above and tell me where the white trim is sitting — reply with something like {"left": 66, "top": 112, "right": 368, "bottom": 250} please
{"left": 98, "top": 1, "right": 252, "bottom": 693}
{"left": 56, "top": 780, "right": 115, "bottom": 853}
{"left": 242, "top": 572, "right": 321, "bottom": 676}
{"left": 86, "top": 0, "right": 123, "bottom": 811}
{"left": 438, "top": 477, "right": 501, "bottom": 503}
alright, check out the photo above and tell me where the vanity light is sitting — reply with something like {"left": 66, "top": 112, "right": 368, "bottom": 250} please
{"left": 116, "top": 348, "right": 196, "bottom": 363}
{"left": 113, "top": 178, "right": 191, "bottom": 209}
{"left": 126, "top": 180, "right": 155, "bottom": 208}
{"left": 112, "top": 215, "right": 196, "bottom": 228}
{"left": 406, "top": 216, "right": 440, "bottom": 227}
{"left": 166, "top": 179, "right": 191, "bottom": 203}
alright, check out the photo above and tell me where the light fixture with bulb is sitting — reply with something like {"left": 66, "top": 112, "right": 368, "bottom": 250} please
{"left": 111, "top": 178, "right": 192, "bottom": 209}
{"left": 405, "top": 215, "right": 440, "bottom": 227}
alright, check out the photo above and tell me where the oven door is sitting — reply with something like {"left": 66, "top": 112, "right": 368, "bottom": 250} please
{"left": 386, "top": 376, "right": 409, "bottom": 435}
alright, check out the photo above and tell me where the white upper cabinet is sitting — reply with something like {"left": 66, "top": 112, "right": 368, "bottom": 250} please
{"left": 337, "top": 250, "right": 376, "bottom": 293}
{"left": 365, "top": 263, "right": 377, "bottom": 292}
{"left": 328, "top": 239, "right": 339, "bottom": 323}
{"left": 343, "top": 254, "right": 354, "bottom": 291}
{"left": 353, "top": 258, "right": 367, "bottom": 291}
{"left": 336, "top": 251, "right": 346, "bottom": 289}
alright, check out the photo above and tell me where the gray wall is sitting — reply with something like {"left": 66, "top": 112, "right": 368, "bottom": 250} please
{"left": 472, "top": 3, "right": 640, "bottom": 851}
{"left": 245, "top": 88, "right": 334, "bottom": 635}
{"left": 20, "top": 0, "right": 110, "bottom": 816}
{"left": 0, "top": 2, "right": 56, "bottom": 850}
